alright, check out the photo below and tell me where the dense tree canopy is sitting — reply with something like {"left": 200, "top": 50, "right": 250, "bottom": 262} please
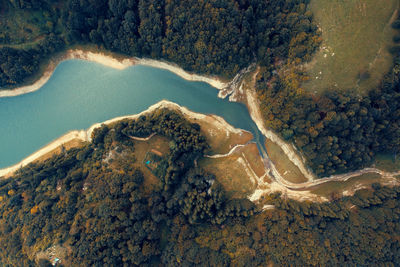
{"left": 0, "top": 34, "right": 64, "bottom": 86}
{"left": 62, "top": 0, "right": 319, "bottom": 76}
{"left": 0, "top": 0, "right": 319, "bottom": 87}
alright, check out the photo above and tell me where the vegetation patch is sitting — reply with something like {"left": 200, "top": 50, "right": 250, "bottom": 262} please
{"left": 304, "top": 0, "right": 398, "bottom": 94}
{"left": 0, "top": 8, "right": 52, "bottom": 47}
{"left": 374, "top": 153, "right": 400, "bottom": 172}
{"left": 311, "top": 173, "right": 382, "bottom": 199}
{"left": 265, "top": 139, "right": 308, "bottom": 184}
{"left": 200, "top": 155, "right": 256, "bottom": 199}
{"left": 188, "top": 117, "right": 253, "bottom": 155}
{"left": 128, "top": 136, "right": 170, "bottom": 193}
{"left": 241, "top": 143, "right": 266, "bottom": 178}
{"left": 200, "top": 143, "right": 264, "bottom": 199}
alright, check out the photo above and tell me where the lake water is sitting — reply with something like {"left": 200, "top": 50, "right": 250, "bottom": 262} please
{"left": 0, "top": 59, "right": 264, "bottom": 168}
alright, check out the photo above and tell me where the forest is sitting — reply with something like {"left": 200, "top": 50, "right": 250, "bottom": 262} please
{"left": 1, "top": 0, "right": 400, "bottom": 266}
{"left": 0, "top": 109, "right": 399, "bottom": 266}
{"left": 0, "top": 0, "right": 319, "bottom": 87}
{"left": 0, "top": 35, "right": 65, "bottom": 86}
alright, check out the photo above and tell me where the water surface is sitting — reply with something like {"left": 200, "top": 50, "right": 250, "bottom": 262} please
{"left": 0, "top": 59, "right": 263, "bottom": 168}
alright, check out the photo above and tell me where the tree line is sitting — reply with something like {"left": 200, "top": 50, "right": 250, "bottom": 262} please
{"left": 0, "top": 34, "right": 65, "bottom": 86}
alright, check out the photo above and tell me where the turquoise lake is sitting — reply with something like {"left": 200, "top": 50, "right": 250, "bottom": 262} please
{"left": 0, "top": 59, "right": 264, "bottom": 169}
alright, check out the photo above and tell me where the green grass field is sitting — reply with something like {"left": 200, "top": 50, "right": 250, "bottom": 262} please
{"left": 303, "top": 0, "right": 399, "bottom": 94}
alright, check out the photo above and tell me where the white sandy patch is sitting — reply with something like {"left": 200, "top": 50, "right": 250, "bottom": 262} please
{"left": 262, "top": 204, "right": 275, "bottom": 210}
{"left": 0, "top": 66, "right": 54, "bottom": 97}
{"left": 249, "top": 181, "right": 328, "bottom": 203}
{"left": 208, "top": 129, "right": 217, "bottom": 137}
{"left": 299, "top": 168, "right": 400, "bottom": 189}
{"left": 248, "top": 188, "right": 268, "bottom": 202}
{"left": 128, "top": 133, "right": 156, "bottom": 141}
{"left": 69, "top": 50, "right": 134, "bottom": 70}
{"left": 135, "top": 58, "right": 228, "bottom": 89}
{"left": 208, "top": 114, "right": 245, "bottom": 136}
{"left": 204, "top": 144, "right": 247, "bottom": 158}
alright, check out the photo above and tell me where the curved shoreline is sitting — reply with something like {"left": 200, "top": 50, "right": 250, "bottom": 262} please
{"left": 0, "top": 49, "right": 228, "bottom": 98}
{"left": 0, "top": 100, "right": 244, "bottom": 178}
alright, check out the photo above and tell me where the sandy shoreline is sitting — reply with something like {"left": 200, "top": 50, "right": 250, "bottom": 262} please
{"left": 135, "top": 58, "right": 228, "bottom": 89}
{"left": 0, "top": 100, "right": 245, "bottom": 178}
{"left": 0, "top": 49, "right": 228, "bottom": 98}
{"left": 0, "top": 130, "right": 88, "bottom": 178}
